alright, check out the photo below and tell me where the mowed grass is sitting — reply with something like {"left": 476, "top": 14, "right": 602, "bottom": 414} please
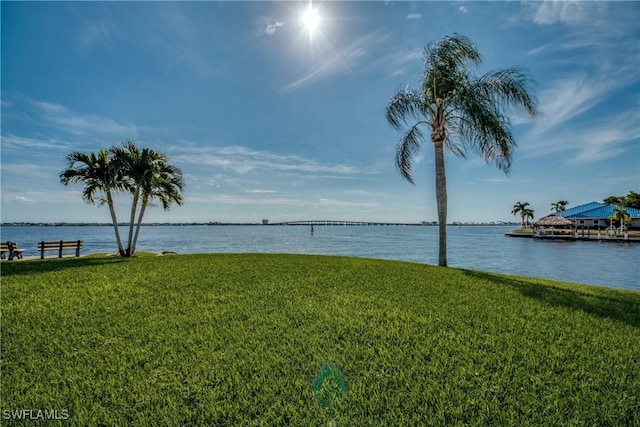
{"left": 1, "top": 254, "right": 639, "bottom": 426}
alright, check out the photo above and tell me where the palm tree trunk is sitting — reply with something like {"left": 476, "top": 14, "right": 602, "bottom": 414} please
{"left": 106, "top": 191, "right": 126, "bottom": 256}
{"left": 126, "top": 188, "right": 139, "bottom": 256}
{"left": 434, "top": 141, "right": 447, "bottom": 267}
{"left": 131, "top": 196, "right": 148, "bottom": 256}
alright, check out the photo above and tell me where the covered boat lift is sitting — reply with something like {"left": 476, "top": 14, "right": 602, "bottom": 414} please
{"left": 533, "top": 215, "right": 575, "bottom": 238}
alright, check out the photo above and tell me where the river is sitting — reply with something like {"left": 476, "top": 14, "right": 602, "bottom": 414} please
{"left": 1, "top": 225, "right": 638, "bottom": 291}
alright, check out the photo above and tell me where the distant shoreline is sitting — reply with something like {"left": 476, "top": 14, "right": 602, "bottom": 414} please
{"left": 505, "top": 230, "right": 640, "bottom": 243}
{"left": 1, "top": 222, "right": 520, "bottom": 227}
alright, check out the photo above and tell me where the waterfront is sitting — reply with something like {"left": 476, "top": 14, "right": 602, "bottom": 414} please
{"left": 1, "top": 225, "right": 638, "bottom": 291}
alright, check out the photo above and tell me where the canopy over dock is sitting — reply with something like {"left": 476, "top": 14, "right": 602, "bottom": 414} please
{"left": 534, "top": 215, "right": 573, "bottom": 228}
{"left": 533, "top": 214, "right": 574, "bottom": 237}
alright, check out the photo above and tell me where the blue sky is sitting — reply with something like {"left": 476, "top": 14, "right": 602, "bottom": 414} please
{"left": 1, "top": 1, "right": 639, "bottom": 224}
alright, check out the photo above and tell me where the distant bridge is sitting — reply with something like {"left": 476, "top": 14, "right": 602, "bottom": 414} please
{"left": 268, "top": 220, "right": 421, "bottom": 226}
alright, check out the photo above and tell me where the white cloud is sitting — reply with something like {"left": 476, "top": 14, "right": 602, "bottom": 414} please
{"left": 264, "top": 21, "right": 285, "bottom": 36}
{"left": 14, "top": 196, "right": 33, "bottom": 202}
{"left": 514, "top": 7, "right": 640, "bottom": 166}
{"left": 79, "top": 21, "right": 112, "bottom": 50}
{"left": 31, "top": 100, "right": 137, "bottom": 137}
{"left": 521, "top": 107, "right": 640, "bottom": 164}
{"left": 247, "top": 189, "right": 277, "bottom": 194}
{"left": 283, "top": 31, "right": 387, "bottom": 91}
{"left": 178, "top": 191, "right": 384, "bottom": 223}
{"left": 406, "top": 13, "right": 421, "bottom": 19}
{"left": 517, "top": 2, "right": 640, "bottom": 166}
{"left": 1, "top": 162, "right": 53, "bottom": 179}
{"left": 283, "top": 51, "right": 354, "bottom": 91}
{"left": 36, "top": 101, "right": 66, "bottom": 114}
{"left": 228, "top": 194, "right": 378, "bottom": 212}
{"left": 170, "top": 145, "right": 366, "bottom": 176}
{"left": 1, "top": 134, "right": 73, "bottom": 150}
{"left": 570, "top": 118, "right": 640, "bottom": 164}
{"left": 2, "top": 95, "right": 142, "bottom": 141}
{"left": 532, "top": 1, "right": 594, "bottom": 26}
{"left": 0, "top": 190, "right": 81, "bottom": 205}
{"left": 374, "top": 48, "right": 422, "bottom": 78}
{"left": 534, "top": 75, "right": 613, "bottom": 132}
{"left": 458, "top": 6, "right": 468, "bottom": 14}
{"left": 314, "top": 197, "right": 380, "bottom": 210}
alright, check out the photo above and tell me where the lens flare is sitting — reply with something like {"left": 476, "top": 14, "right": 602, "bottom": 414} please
{"left": 302, "top": 5, "right": 320, "bottom": 37}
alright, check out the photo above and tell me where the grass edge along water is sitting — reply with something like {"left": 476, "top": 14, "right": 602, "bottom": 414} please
{"left": 2, "top": 253, "right": 639, "bottom": 425}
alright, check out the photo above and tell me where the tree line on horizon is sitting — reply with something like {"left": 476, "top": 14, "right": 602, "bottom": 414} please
{"left": 603, "top": 191, "right": 640, "bottom": 210}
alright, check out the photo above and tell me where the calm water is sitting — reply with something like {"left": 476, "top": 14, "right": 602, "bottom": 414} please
{"left": 2, "top": 225, "right": 638, "bottom": 291}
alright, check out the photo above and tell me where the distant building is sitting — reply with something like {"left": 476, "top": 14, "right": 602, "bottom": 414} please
{"left": 557, "top": 202, "right": 640, "bottom": 229}
{"left": 262, "top": 219, "right": 269, "bottom": 225}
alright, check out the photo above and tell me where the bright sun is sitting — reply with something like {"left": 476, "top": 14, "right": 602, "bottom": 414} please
{"left": 302, "top": 5, "right": 320, "bottom": 36}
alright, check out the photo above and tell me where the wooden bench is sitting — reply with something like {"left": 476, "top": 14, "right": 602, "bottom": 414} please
{"left": 38, "top": 240, "right": 83, "bottom": 259}
{"left": 1, "top": 241, "right": 25, "bottom": 260}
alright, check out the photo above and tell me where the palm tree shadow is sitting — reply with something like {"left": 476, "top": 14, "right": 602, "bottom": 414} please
{"left": 1, "top": 257, "right": 128, "bottom": 277}
{"left": 462, "top": 270, "right": 640, "bottom": 328}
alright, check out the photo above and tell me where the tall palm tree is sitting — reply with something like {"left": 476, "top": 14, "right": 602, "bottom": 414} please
{"left": 60, "top": 149, "right": 126, "bottom": 256}
{"left": 386, "top": 34, "right": 538, "bottom": 266}
{"left": 111, "top": 141, "right": 184, "bottom": 256}
{"left": 551, "top": 200, "right": 569, "bottom": 212}
{"left": 511, "top": 201, "right": 532, "bottom": 228}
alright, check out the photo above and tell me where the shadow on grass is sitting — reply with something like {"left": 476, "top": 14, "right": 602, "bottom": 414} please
{"left": 462, "top": 270, "right": 640, "bottom": 328}
{"left": 1, "top": 256, "right": 128, "bottom": 277}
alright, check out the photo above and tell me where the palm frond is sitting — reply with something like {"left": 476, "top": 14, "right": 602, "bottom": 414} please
{"left": 421, "top": 39, "right": 538, "bottom": 176}
{"left": 395, "top": 122, "right": 428, "bottom": 184}
{"left": 115, "top": 142, "right": 187, "bottom": 213}
{"left": 452, "top": 81, "right": 517, "bottom": 174}
{"left": 511, "top": 202, "right": 530, "bottom": 215}
{"left": 426, "top": 34, "right": 482, "bottom": 67}
{"left": 441, "top": 113, "right": 467, "bottom": 158}
{"left": 443, "top": 136, "right": 466, "bottom": 159}
{"left": 423, "top": 34, "right": 481, "bottom": 101}
{"left": 477, "top": 68, "right": 538, "bottom": 118}
{"left": 60, "top": 149, "right": 119, "bottom": 203}
{"left": 385, "top": 88, "right": 425, "bottom": 131}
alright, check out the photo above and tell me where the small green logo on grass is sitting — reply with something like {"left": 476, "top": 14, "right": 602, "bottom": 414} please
{"left": 313, "top": 364, "right": 347, "bottom": 426}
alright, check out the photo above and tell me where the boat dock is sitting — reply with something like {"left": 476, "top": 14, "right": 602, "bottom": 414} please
{"left": 505, "top": 231, "right": 640, "bottom": 243}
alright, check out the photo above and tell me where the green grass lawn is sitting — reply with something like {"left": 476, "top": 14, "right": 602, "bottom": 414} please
{"left": 2, "top": 254, "right": 639, "bottom": 426}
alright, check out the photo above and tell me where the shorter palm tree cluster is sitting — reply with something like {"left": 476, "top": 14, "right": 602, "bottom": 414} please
{"left": 609, "top": 208, "right": 631, "bottom": 234}
{"left": 550, "top": 200, "right": 568, "bottom": 213}
{"left": 512, "top": 200, "right": 573, "bottom": 228}
{"left": 60, "top": 141, "right": 184, "bottom": 257}
{"left": 511, "top": 202, "right": 535, "bottom": 228}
